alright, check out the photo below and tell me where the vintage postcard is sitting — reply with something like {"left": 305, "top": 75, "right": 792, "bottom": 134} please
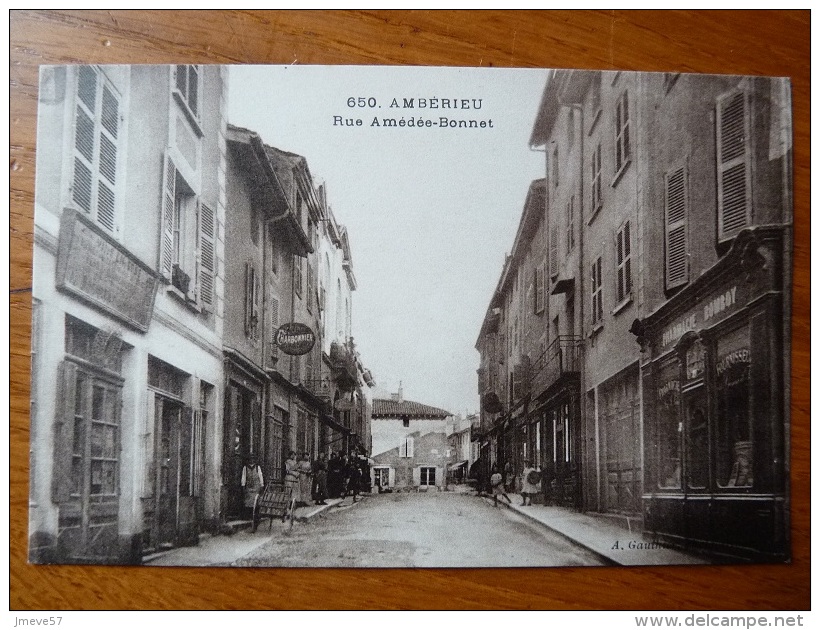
{"left": 28, "top": 65, "right": 792, "bottom": 567}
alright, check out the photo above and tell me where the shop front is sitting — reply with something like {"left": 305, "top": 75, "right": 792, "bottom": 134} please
{"left": 640, "top": 227, "right": 788, "bottom": 560}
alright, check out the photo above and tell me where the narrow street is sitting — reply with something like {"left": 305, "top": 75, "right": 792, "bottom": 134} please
{"left": 232, "top": 491, "right": 606, "bottom": 568}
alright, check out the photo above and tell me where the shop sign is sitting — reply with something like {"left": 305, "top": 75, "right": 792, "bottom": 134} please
{"left": 274, "top": 322, "right": 316, "bottom": 355}
{"left": 661, "top": 285, "right": 740, "bottom": 349}
{"left": 56, "top": 210, "right": 159, "bottom": 332}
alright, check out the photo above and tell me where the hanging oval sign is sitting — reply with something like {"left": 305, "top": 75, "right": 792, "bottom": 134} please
{"left": 274, "top": 323, "right": 316, "bottom": 355}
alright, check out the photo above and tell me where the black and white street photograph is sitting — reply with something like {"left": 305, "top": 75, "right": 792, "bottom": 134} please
{"left": 27, "top": 64, "right": 793, "bottom": 568}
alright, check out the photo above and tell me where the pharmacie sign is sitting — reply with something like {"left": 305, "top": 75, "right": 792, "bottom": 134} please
{"left": 660, "top": 285, "right": 741, "bottom": 349}
{"left": 274, "top": 323, "right": 316, "bottom": 355}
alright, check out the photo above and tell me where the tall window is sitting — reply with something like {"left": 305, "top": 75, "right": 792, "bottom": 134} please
{"left": 566, "top": 195, "right": 575, "bottom": 253}
{"left": 616, "top": 221, "right": 632, "bottom": 303}
{"left": 534, "top": 261, "right": 545, "bottom": 314}
{"left": 552, "top": 146, "right": 559, "bottom": 188}
{"left": 294, "top": 255, "right": 304, "bottom": 298}
{"left": 614, "top": 91, "right": 631, "bottom": 175}
{"left": 244, "top": 262, "right": 260, "bottom": 339}
{"left": 72, "top": 66, "right": 120, "bottom": 233}
{"left": 420, "top": 466, "right": 436, "bottom": 486}
{"left": 716, "top": 89, "right": 752, "bottom": 242}
{"left": 160, "top": 154, "right": 214, "bottom": 311}
{"left": 665, "top": 165, "right": 689, "bottom": 290}
{"left": 549, "top": 224, "right": 558, "bottom": 280}
{"left": 590, "top": 143, "right": 602, "bottom": 215}
{"left": 174, "top": 65, "right": 200, "bottom": 121}
{"left": 591, "top": 256, "right": 603, "bottom": 326}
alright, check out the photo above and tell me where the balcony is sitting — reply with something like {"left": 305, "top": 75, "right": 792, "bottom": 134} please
{"left": 304, "top": 375, "right": 332, "bottom": 403}
{"left": 329, "top": 339, "right": 359, "bottom": 389}
{"left": 530, "top": 335, "right": 582, "bottom": 395}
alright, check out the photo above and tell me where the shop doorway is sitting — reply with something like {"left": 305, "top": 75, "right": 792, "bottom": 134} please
{"left": 224, "top": 382, "right": 261, "bottom": 520}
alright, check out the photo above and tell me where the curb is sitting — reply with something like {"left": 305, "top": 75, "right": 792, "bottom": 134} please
{"left": 482, "top": 496, "right": 620, "bottom": 566}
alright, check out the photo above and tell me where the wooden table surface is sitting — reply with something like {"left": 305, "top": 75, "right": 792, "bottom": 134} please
{"left": 9, "top": 10, "right": 810, "bottom": 611}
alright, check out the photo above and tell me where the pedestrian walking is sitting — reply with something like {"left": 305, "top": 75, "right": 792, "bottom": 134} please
{"left": 520, "top": 460, "right": 540, "bottom": 506}
{"left": 241, "top": 457, "right": 264, "bottom": 520}
{"left": 313, "top": 452, "right": 328, "bottom": 505}
{"left": 490, "top": 466, "right": 511, "bottom": 507}
{"left": 328, "top": 451, "right": 343, "bottom": 498}
{"left": 348, "top": 455, "right": 362, "bottom": 502}
{"left": 298, "top": 452, "right": 312, "bottom": 507}
{"left": 284, "top": 451, "right": 300, "bottom": 519}
{"left": 504, "top": 461, "right": 515, "bottom": 493}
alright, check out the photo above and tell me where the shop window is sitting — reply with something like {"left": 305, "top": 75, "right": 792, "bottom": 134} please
{"left": 54, "top": 349, "right": 123, "bottom": 505}
{"left": 615, "top": 221, "right": 632, "bottom": 305}
{"left": 665, "top": 164, "right": 689, "bottom": 290}
{"left": 614, "top": 90, "right": 631, "bottom": 180}
{"left": 716, "top": 328, "right": 753, "bottom": 488}
{"left": 716, "top": 89, "right": 752, "bottom": 243}
{"left": 72, "top": 66, "right": 120, "bottom": 234}
{"left": 685, "top": 400, "right": 709, "bottom": 490}
{"left": 656, "top": 361, "right": 682, "bottom": 489}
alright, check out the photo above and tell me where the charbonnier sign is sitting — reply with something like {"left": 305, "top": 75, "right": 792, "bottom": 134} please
{"left": 274, "top": 323, "right": 316, "bottom": 356}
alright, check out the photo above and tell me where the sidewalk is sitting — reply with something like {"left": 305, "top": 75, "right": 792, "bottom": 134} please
{"left": 484, "top": 492, "right": 709, "bottom": 566}
{"left": 143, "top": 496, "right": 360, "bottom": 567}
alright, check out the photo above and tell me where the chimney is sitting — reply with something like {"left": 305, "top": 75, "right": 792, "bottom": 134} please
{"left": 398, "top": 381, "right": 403, "bottom": 403}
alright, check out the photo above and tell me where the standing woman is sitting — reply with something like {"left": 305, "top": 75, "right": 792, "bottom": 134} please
{"left": 284, "top": 451, "right": 301, "bottom": 513}
{"left": 298, "top": 452, "right": 313, "bottom": 507}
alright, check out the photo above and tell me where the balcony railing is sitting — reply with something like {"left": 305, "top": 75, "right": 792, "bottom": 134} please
{"left": 530, "top": 335, "right": 582, "bottom": 394}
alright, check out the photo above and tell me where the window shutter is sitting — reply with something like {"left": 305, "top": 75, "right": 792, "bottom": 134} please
{"left": 198, "top": 202, "right": 216, "bottom": 311}
{"left": 665, "top": 166, "right": 689, "bottom": 289}
{"left": 716, "top": 90, "right": 752, "bottom": 241}
{"left": 244, "top": 261, "right": 252, "bottom": 336}
{"left": 253, "top": 266, "right": 261, "bottom": 337}
{"left": 96, "top": 85, "right": 118, "bottom": 232}
{"left": 160, "top": 153, "right": 177, "bottom": 279}
{"left": 549, "top": 224, "right": 558, "bottom": 278}
{"left": 407, "top": 437, "right": 414, "bottom": 458}
{"left": 53, "top": 361, "right": 78, "bottom": 504}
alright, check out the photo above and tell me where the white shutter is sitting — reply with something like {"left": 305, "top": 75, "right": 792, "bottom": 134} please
{"left": 665, "top": 165, "right": 689, "bottom": 289}
{"left": 388, "top": 467, "right": 395, "bottom": 488}
{"left": 406, "top": 437, "right": 414, "bottom": 458}
{"left": 160, "top": 153, "right": 177, "bottom": 279}
{"left": 198, "top": 202, "right": 216, "bottom": 311}
{"left": 716, "top": 89, "right": 752, "bottom": 241}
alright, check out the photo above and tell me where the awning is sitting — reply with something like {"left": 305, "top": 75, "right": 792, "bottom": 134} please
{"left": 448, "top": 460, "right": 469, "bottom": 472}
{"left": 319, "top": 414, "right": 350, "bottom": 434}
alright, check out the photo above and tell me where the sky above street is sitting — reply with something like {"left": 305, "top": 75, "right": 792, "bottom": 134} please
{"left": 229, "top": 65, "right": 547, "bottom": 415}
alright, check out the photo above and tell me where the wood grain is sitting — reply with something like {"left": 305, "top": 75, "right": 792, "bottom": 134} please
{"left": 9, "top": 9, "right": 810, "bottom": 610}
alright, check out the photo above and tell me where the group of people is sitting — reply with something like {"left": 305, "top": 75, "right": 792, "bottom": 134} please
{"left": 489, "top": 460, "right": 542, "bottom": 508}
{"left": 285, "top": 450, "right": 370, "bottom": 506}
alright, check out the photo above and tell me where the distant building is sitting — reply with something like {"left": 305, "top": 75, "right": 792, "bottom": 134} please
{"left": 370, "top": 389, "right": 452, "bottom": 491}
{"left": 446, "top": 414, "right": 476, "bottom": 483}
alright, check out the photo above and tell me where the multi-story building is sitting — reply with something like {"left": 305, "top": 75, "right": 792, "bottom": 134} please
{"left": 317, "top": 201, "right": 374, "bottom": 458}
{"left": 371, "top": 388, "right": 452, "bottom": 491}
{"left": 478, "top": 69, "right": 791, "bottom": 559}
{"left": 30, "top": 64, "right": 228, "bottom": 563}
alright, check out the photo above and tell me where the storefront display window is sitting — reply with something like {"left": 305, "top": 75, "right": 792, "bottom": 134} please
{"left": 656, "top": 360, "right": 681, "bottom": 489}
{"left": 716, "top": 327, "right": 753, "bottom": 488}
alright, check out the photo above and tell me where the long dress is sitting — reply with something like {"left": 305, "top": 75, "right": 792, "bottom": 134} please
{"left": 284, "top": 457, "right": 301, "bottom": 503}
{"left": 298, "top": 458, "right": 312, "bottom": 504}
{"left": 521, "top": 467, "right": 541, "bottom": 495}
